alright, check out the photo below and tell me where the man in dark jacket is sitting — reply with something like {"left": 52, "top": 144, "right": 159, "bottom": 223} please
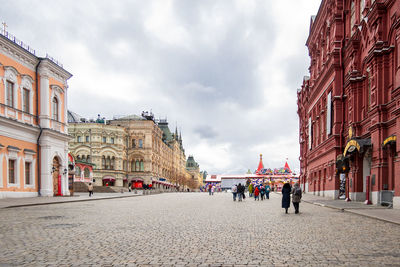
{"left": 237, "top": 183, "right": 245, "bottom": 202}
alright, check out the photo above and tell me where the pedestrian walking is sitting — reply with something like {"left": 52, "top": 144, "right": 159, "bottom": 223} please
{"left": 211, "top": 186, "right": 215, "bottom": 195}
{"left": 208, "top": 184, "right": 212, "bottom": 195}
{"left": 237, "top": 183, "right": 245, "bottom": 202}
{"left": 232, "top": 184, "right": 238, "bottom": 201}
{"left": 248, "top": 183, "right": 254, "bottom": 197}
{"left": 281, "top": 182, "right": 291, "bottom": 213}
{"left": 88, "top": 183, "right": 94, "bottom": 197}
{"left": 254, "top": 186, "right": 260, "bottom": 201}
{"left": 265, "top": 183, "right": 271, "bottom": 199}
{"left": 291, "top": 183, "right": 302, "bottom": 214}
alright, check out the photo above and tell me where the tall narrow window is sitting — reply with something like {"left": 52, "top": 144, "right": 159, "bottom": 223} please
{"left": 103, "top": 137, "right": 107, "bottom": 143}
{"left": 25, "top": 162, "right": 31, "bottom": 185}
{"left": 77, "top": 136, "right": 82, "bottom": 143}
{"left": 87, "top": 155, "right": 91, "bottom": 163}
{"left": 139, "top": 139, "right": 143, "bottom": 148}
{"left": 111, "top": 157, "right": 115, "bottom": 170}
{"left": 326, "top": 92, "right": 332, "bottom": 135}
{"left": 367, "top": 68, "right": 372, "bottom": 110}
{"left": 132, "top": 139, "right": 136, "bottom": 148}
{"left": 6, "top": 81, "right": 14, "bottom": 107}
{"left": 106, "top": 156, "right": 111, "bottom": 169}
{"left": 140, "top": 160, "right": 144, "bottom": 171}
{"left": 8, "top": 159, "right": 15, "bottom": 184}
{"left": 111, "top": 137, "right": 115, "bottom": 144}
{"left": 136, "top": 160, "right": 140, "bottom": 171}
{"left": 23, "top": 88, "right": 30, "bottom": 113}
{"left": 350, "top": 1, "right": 356, "bottom": 31}
{"left": 86, "top": 136, "right": 90, "bottom": 142}
{"left": 131, "top": 161, "right": 135, "bottom": 172}
{"left": 102, "top": 156, "right": 106, "bottom": 169}
{"left": 52, "top": 97, "right": 59, "bottom": 121}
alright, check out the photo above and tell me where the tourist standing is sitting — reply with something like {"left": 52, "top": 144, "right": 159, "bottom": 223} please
{"left": 248, "top": 183, "right": 254, "bottom": 198}
{"left": 254, "top": 186, "right": 260, "bottom": 201}
{"left": 291, "top": 183, "right": 302, "bottom": 214}
{"left": 260, "top": 185, "right": 266, "bottom": 201}
{"left": 265, "top": 183, "right": 271, "bottom": 199}
{"left": 232, "top": 184, "right": 238, "bottom": 201}
{"left": 88, "top": 183, "right": 94, "bottom": 197}
{"left": 208, "top": 184, "right": 212, "bottom": 195}
{"left": 281, "top": 183, "right": 291, "bottom": 213}
{"left": 237, "top": 183, "right": 245, "bottom": 201}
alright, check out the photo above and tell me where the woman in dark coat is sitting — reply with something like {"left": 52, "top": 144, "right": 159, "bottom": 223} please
{"left": 281, "top": 183, "right": 292, "bottom": 214}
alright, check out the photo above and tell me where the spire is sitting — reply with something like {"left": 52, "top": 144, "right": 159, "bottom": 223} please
{"left": 256, "top": 154, "right": 264, "bottom": 174}
{"left": 284, "top": 160, "right": 292, "bottom": 173}
{"left": 175, "top": 126, "right": 178, "bottom": 140}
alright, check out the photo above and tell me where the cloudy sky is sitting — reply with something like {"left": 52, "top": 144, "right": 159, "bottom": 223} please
{"left": 2, "top": 0, "right": 321, "bottom": 174}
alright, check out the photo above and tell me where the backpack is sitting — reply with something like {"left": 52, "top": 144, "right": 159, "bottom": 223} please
{"left": 294, "top": 187, "right": 302, "bottom": 197}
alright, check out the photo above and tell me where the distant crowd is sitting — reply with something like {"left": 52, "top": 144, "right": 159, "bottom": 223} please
{"left": 207, "top": 182, "right": 302, "bottom": 214}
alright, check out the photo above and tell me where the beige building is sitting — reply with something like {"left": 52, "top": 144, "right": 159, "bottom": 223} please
{"left": 186, "top": 155, "right": 202, "bottom": 187}
{"left": 68, "top": 111, "right": 194, "bottom": 188}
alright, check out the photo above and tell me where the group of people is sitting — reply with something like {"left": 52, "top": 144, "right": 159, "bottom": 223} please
{"left": 281, "top": 182, "right": 302, "bottom": 214}
{"left": 231, "top": 183, "right": 246, "bottom": 201}
{"left": 248, "top": 183, "right": 271, "bottom": 200}
{"left": 230, "top": 182, "right": 303, "bottom": 214}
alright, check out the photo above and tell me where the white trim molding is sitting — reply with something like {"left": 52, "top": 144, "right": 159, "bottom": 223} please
{"left": 20, "top": 74, "right": 34, "bottom": 114}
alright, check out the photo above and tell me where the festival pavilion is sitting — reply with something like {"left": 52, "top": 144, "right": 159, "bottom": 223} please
{"left": 204, "top": 154, "right": 299, "bottom": 191}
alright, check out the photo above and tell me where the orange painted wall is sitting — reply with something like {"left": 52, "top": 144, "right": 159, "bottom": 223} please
{"left": 0, "top": 136, "right": 38, "bottom": 193}
{"left": 0, "top": 53, "right": 38, "bottom": 125}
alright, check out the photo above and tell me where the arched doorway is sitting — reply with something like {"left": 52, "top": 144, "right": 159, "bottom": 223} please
{"left": 53, "top": 157, "right": 60, "bottom": 196}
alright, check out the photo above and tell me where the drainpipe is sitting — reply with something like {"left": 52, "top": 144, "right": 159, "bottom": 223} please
{"left": 35, "top": 58, "right": 43, "bottom": 196}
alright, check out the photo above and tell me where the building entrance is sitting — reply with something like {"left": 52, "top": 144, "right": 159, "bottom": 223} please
{"left": 53, "top": 157, "right": 60, "bottom": 196}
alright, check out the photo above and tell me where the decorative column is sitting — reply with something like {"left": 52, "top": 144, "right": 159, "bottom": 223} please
{"left": 38, "top": 67, "right": 50, "bottom": 128}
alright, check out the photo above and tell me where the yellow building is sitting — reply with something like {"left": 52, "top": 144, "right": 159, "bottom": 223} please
{"left": 68, "top": 112, "right": 196, "bottom": 188}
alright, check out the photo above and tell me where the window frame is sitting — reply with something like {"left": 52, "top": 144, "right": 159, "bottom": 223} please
{"left": 6, "top": 80, "right": 14, "bottom": 107}
{"left": 52, "top": 97, "right": 59, "bottom": 121}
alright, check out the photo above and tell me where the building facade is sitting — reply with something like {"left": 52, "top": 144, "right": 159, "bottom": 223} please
{"left": 298, "top": 0, "right": 400, "bottom": 206}
{"left": 0, "top": 29, "right": 72, "bottom": 198}
{"left": 186, "top": 155, "right": 202, "bottom": 186}
{"left": 68, "top": 112, "right": 194, "bottom": 188}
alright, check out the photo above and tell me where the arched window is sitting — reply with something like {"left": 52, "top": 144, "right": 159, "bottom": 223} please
{"left": 132, "top": 139, "right": 136, "bottom": 148}
{"left": 106, "top": 156, "right": 111, "bottom": 169}
{"left": 102, "top": 156, "right": 106, "bottom": 169}
{"left": 135, "top": 160, "right": 140, "bottom": 172}
{"left": 139, "top": 139, "right": 143, "bottom": 148}
{"left": 82, "top": 155, "right": 86, "bottom": 162}
{"left": 84, "top": 168, "right": 90, "bottom": 178}
{"left": 140, "top": 160, "right": 144, "bottom": 171}
{"left": 52, "top": 97, "right": 59, "bottom": 121}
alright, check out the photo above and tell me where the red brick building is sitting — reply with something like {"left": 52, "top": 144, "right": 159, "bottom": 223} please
{"left": 297, "top": 0, "right": 400, "bottom": 207}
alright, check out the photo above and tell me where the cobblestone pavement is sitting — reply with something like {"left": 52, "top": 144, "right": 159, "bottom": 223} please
{"left": 0, "top": 192, "right": 399, "bottom": 266}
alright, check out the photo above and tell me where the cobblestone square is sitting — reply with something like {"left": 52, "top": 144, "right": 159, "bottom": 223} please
{"left": 0, "top": 192, "right": 399, "bottom": 266}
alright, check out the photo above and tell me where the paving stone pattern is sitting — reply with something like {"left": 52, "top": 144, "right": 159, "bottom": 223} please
{"left": 0, "top": 192, "right": 399, "bottom": 266}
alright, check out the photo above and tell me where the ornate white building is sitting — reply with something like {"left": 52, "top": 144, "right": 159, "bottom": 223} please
{"left": 0, "top": 29, "right": 72, "bottom": 198}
